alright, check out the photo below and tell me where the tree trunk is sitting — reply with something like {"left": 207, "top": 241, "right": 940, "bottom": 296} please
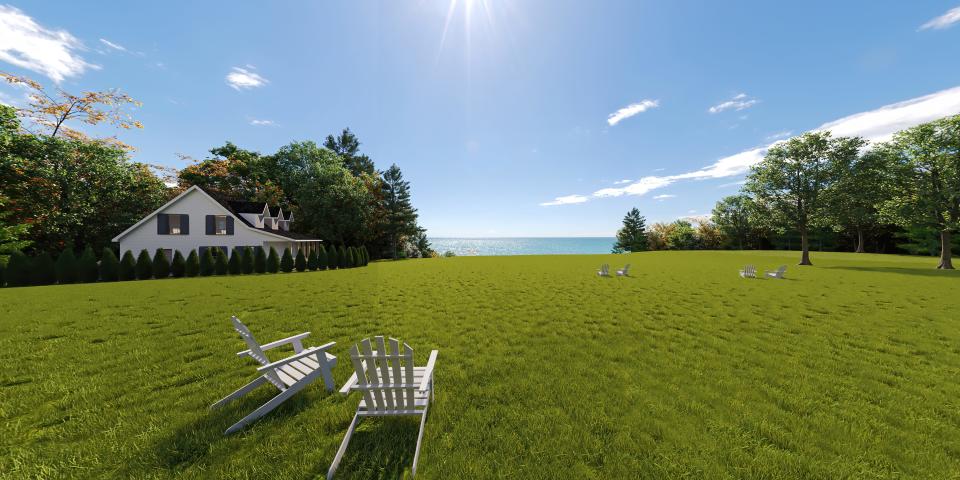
{"left": 799, "top": 229, "right": 813, "bottom": 265}
{"left": 855, "top": 227, "right": 865, "bottom": 253}
{"left": 938, "top": 230, "right": 954, "bottom": 269}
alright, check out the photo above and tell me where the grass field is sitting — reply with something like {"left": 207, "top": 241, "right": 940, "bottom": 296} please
{"left": 1, "top": 251, "right": 959, "bottom": 479}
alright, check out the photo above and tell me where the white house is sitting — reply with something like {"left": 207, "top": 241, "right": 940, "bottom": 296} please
{"left": 112, "top": 185, "right": 322, "bottom": 260}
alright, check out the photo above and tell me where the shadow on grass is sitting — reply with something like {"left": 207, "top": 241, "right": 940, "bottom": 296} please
{"left": 824, "top": 265, "right": 956, "bottom": 278}
{"left": 309, "top": 417, "right": 420, "bottom": 480}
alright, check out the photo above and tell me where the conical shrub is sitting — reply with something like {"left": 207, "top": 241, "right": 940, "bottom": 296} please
{"left": 327, "top": 245, "right": 339, "bottom": 270}
{"left": 120, "top": 251, "right": 137, "bottom": 280}
{"left": 266, "top": 247, "right": 280, "bottom": 273}
{"left": 78, "top": 246, "right": 99, "bottom": 283}
{"left": 56, "top": 249, "right": 78, "bottom": 284}
{"left": 136, "top": 249, "right": 153, "bottom": 280}
{"left": 242, "top": 247, "right": 255, "bottom": 274}
{"left": 171, "top": 251, "right": 186, "bottom": 278}
{"left": 33, "top": 252, "right": 56, "bottom": 285}
{"left": 214, "top": 250, "right": 228, "bottom": 275}
{"left": 199, "top": 249, "right": 214, "bottom": 276}
{"left": 295, "top": 249, "right": 306, "bottom": 272}
{"left": 338, "top": 245, "right": 349, "bottom": 269}
{"left": 6, "top": 251, "right": 31, "bottom": 287}
{"left": 185, "top": 250, "right": 200, "bottom": 277}
{"left": 228, "top": 248, "right": 242, "bottom": 275}
{"left": 307, "top": 249, "right": 319, "bottom": 270}
{"left": 152, "top": 248, "right": 170, "bottom": 279}
{"left": 254, "top": 247, "right": 266, "bottom": 273}
{"left": 317, "top": 245, "right": 328, "bottom": 270}
{"left": 280, "top": 247, "right": 294, "bottom": 273}
{"left": 100, "top": 248, "right": 119, "bottom": 281}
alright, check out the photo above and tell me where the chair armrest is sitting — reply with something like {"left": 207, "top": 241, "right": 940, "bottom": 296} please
{"left": 418, "top": 350, "right": 439, "bottom": 392}
{"left": 257, "top": 341, "right": 335, "bottom": 372}
{"left": 340, "top": 372, "right": 359, "bottom": 395}
{"left": 237, "top": 331, "right": 311, "bottom": 357}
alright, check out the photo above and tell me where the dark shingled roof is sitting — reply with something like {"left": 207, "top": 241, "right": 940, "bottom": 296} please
{"left": 201, "top": 188, "right": 319, "bottom": 241}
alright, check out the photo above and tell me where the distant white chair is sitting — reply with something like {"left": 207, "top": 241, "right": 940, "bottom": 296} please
{"left": 616, "top": 264, "right": 631, "bottom": 276}
{"left": 328, "top": 336, "right": 438, "bottom": 479}
{"left": 597, "top": 264, "right": 610, "bottom": 277}
{"left": 739, "top": 265, "right": 756, "bottom": 278}
{"left": 211, "top": 316, "right": 337, "bottom": 434}
{"left": 766, "top": 265, "right": 787, "bottom": 279}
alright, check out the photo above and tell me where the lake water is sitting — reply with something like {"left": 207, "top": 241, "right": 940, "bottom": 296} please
{"left": 429, "top": 237, "right": 616, "bottom": 256}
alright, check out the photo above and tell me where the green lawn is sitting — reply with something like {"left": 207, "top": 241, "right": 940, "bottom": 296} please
{"left": 1, "top": 251, "right": 959, "bottom": 479}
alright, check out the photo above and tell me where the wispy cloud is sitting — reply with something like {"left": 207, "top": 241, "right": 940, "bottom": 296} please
{"left": 0, "top": 5, "right": 97, "bottom": 82}
{"left": 541, "top": 85, "right": 960, "bottom": 206}
{"left": 607, "top": 99, "right": 659, "bottom": 126}
{"left": 249, "top": 119, "right": 275, "bottom": 126}
{"left": 613, "top": 179, "right": 632, "bottom": 185}
{"left": 99, "top": 38, "right": 126, "bottom": 52}
{"left": 765, "top": 130, "right": 792, "bottom": 141}
{"left": 653, "top": 194, "right": 676, "bottom": 200}
{"left": 539, "top": 194, "right": 589, "bottom": 207}
{"left": 226, "top": 66, "right": 268, "bottom": 90}
{"left": 709, "top": 93, "right": 758, "bottom": 114}
{"left": 920, "top": 6, "right": 960, "bottom": 30}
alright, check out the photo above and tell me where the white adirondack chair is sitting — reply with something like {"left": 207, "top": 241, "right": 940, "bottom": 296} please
{"left": 211, "top": 316, "right": 337, "bottom": 434}
{"left": 597, "top": 264, "right": 610, "bottom": 276}
{"left": 328, "top": 336, "right": 438, "bottom": 479}
{"left": 616, "top": 264, "right": 631, "bottom": 276}
{"left": 739, "top": 265, "right": 756, "bottom": 278}
{"left": 766, "top": 265, "right": 787, "bottom": 279}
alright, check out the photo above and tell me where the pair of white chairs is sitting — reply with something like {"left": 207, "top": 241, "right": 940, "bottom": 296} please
{"left": 211, "top": 316, "right": 438, "bottom": 478}
{"left": 740, "top": 265, "right": 787, "bottom": 279}
{"left": 598, "top": 264, "right": 630, "bottom": 277}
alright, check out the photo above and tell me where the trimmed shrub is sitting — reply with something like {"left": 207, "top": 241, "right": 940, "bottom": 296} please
{"left": 351, "top": 247, "right": 361, "bottom": 267}
{"left": 345, "top": 247, "right": 356, "bottom": 268}
{"left": 280, "top": 247, "right": 294, "bottom": 273}
{"left": 120, "top": 251, "right": 137, "bottom": 280}
{"left": 228, "top": 248, "right": 242, "bottom": 275}
{"left": 295, "top": 249, "right": 307, "bottom": 272}
{"left": 242, "top": 247, "right": 255, "bottom": 274}
{"left": 199, "top": 249, "right": 215, "bottom": 276}
{"left": 214, "top": 250, "right": 228, "bottom": 275}
{"left": 307, "top": 249, "right": 319, "bottom": 270}
{"left": 362, "top": 246, "right": 370, "bottom": 265}
{"left": 78, "top": 246, "right": 99, "bottom": 283}
{"left": 327, "top": 245, "right": 339, "bottom": 270}
{"left": 254, "top": 247, "right": 267, "bottom": 273}
{"left": 185, "top": 250, "right": 200, "bottom": 277}
{"left": 0, "top": 257, "right": 5, "bottom": 287}
{"left": 100, "top": 248, "right": 119, "bottom": 281}
{"left": 136, "top": 249, "right": 153, "bottom": 280}
{"left": 6, "top": 251, "right": 30, "bottom": 287}
{"left": 266, "top": 247, "right": 280, "bottom": 273}
{"left": 33, "top": 252, "right": 56, "bottom": 285}
{"left": 338, "top": 245, "right": 349, "bottom": 269}
{"left": 170, "top": 251, "right": 186, "bottom": 278}
{"left": 317, "top": 245, "right": 328, "bottom": 270}
{"left": 55, "top": 249, "right": 78, "bottom": 284}
{"left": 152, "top": 248, "right": 170, "bottom": 279}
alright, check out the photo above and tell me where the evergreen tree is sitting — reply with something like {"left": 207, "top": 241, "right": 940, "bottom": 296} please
{"left": 120, "top": 251, "right": 137, "bottom": 280}
{"left": 361, "top": 246, "right": 370, "bottom": 266}
{"left": 170, "top": 251, "right": 186, "bottom": 278}
{"left": 78, "top": 246, "right": 99, "bottom": 282}
{"left": 327, "top": 244, "right": 339, "bottom": 269}
{"left": 612, "top": 208, "right": 649, "bottom": 253}
{"left": 6, "top": 251, "right": 31, "bottom": 287}
{"left": 100, "top": 248, "right": 119, "bottom": 281}
{"left": 0, "top": 259, "right": 5, "bottom": 287}
{"left": 307, "top": 249, "right": 319, "bottom": 270}
{"left": 382, "top": 164, "right": 419, "bottom": 259}
{"left": 228, "top": 248, "right": 242, "bottom": 274}
{"left": 338, "top": 245, "right": 349, "bottom": 269}
{"left": 348, "top": 247, "right": 358, "bottom": 267}
{"left": 280, "top": 247, "right": 294, "bottom": 272}
{"left": 266, "top": 247, "right": 280, "bottom": 273}
{"left": 214, "top": 250, "right": 228, "bottom": 275}
{"left": 185, "top": 250, "right": 200, "bottom": 277}
{"left": 199, "top": 249, "right": 215, "bottom": 276}
{"left": 253, "top": 247, "right": 267, "bottom": 273}
{"left": 295, "top": 249, "right": 307, "bottom": 272}
{"left": 136, "top": 249, "right": 153, "bottom": 280}
{"left": 55, "top": 248, "right": 78, "bottom": 284}
{"left": 242, "top": 246, "right": 255, "bottom": 274}
{"left": 152, "top": 248, "right": 170, "bottom": 279}
{"left": 33, "top": 252, "right": 56, "bottom": 285}
{"left": 317, "top": 245, "right": 328, "bottom": 270}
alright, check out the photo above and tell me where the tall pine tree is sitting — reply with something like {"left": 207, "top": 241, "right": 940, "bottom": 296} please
{"left": 382, "top": 164, "right": 419, "bottom": 259}
{"left": 612, "top": 208, "right": 649, "bottom": 253}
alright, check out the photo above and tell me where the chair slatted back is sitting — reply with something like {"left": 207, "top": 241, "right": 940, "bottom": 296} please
{"left": 231, "top": 316, "right": 285, "bottom": 390}
{"left": 776, "top": 265, "right": 786, "bottom": 274}
{"left": 622, "top": 264, "right": 630, "bottom": 274}
{"left": 349, "top": 336, "right": 416, "bottom": 412}
{"left": 745, "top": 265, "right": 755, "bottom": 275}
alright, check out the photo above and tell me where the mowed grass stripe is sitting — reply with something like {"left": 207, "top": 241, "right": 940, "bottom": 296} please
{"left": 0, "top": 251, "right": 958, "bottom": 479}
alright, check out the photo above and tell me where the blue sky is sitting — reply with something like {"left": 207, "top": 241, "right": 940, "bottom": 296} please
{"left": 2, "top": 2, "right": 960, "bottom": 237}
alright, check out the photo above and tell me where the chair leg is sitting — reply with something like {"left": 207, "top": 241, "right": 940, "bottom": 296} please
{"left": 224, "top": 378, "right": 311, "bottom": 434}
{"left": 411, "top": 404, "right": 430, "bottom": 477}
{"left": 211, "top": 376, "right": 267, "bottom": 409}
{"left": 327, "top": 414, "right": 360, "bottom": 480}
{"left": 319, "top": 363, "right": 336, "bottom": 392}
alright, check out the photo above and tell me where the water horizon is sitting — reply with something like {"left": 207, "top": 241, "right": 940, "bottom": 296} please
{"left": 429, "top": 237, "right": 616, "bottom": 256}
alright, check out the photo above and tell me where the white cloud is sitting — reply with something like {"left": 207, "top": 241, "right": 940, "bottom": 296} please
{"left": 226, "top": 66, "right": 268, "bottom": 90}
{"left": 765, "top": 130, "right": 792, "bottom": 141}
{"left": 99, "top": 38, "right": 126, "bottom": 52}
{"left": 0, "top": 5, "right": 97, "bottom": 82}
{"left": 920, "top": 7, "right": 960, "bottom": 30}
{"left": 653, "top": 194, "right": 676, "bottom": 200}
{"left": 709, "top": 93, "right": 758, "bottom": 114}
{"left": 613, "top": 179, "right": 631, "bottom": 185}
{"left": 539, "top": 194, "right": 588, "bottom": 206}
{"left": 249, "top": 119, "right": 275, "bottom": 126}
{"left": 607, "top": 99, "right": 659, "bottom": 126}
{"left": 541, "top": 85, "right": 960, "bottom": 206}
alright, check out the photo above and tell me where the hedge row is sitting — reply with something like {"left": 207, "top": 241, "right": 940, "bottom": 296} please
{"left": 0, "top": 244, "right": 369, "bottom": 287}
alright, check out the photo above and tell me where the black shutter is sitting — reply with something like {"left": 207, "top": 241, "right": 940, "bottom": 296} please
{"left": 226, "top": 216, "right": 235, "bottom": 235}
{"left": 206, "top": 215, "right": 214, "bottom": 235}
{"left": 181, "top": 214, "right": 189, "bottom": 235}
{"left": 157, "top": 214, "right": 169, "bottom": 235}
